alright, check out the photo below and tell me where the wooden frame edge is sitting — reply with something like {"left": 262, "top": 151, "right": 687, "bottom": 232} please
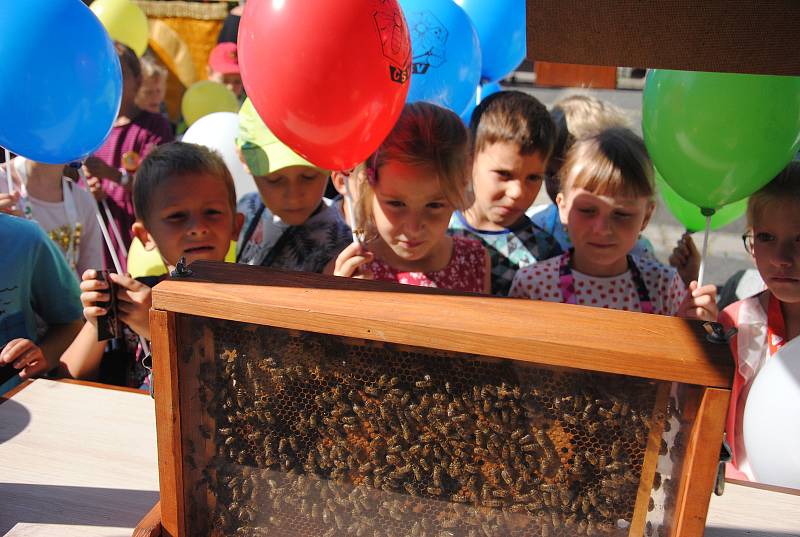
{"left": 0, "top": 379, "right": 32, "bottom": 403}
{"left": 151, "top": 309, "right": 184, "bottom": 537}
{"left": 670, "top": 388, "right": 730, "bottom": 537}
{"left": 132, "top": 501, "right": 162, "bottom": 537}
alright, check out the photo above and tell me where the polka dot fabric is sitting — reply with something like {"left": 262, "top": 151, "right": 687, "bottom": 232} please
{"left": 367, "top": 236, "right": 487, "bottom": 293}
{"left": 509, "top": 253, "right": 687, "bottom": 316}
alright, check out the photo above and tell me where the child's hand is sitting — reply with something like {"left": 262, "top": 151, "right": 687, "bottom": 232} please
{"left": 669, "top": 232, "right": 701, "bottom": 285}
{"left": 85, "top": 175, "right": 106, "bottom": 201}
{"left": 83, "top": 156, "right": 119, "bottom": 182}
{"left": 110, "top": 273, "right": 153, "bottom": 340}
{"left": 333, "top": 242, "right": 374, "bottom": 279}
{"left": 677, "top": 281, "right": 718, "bottom": 322}
{"left": 0, "top": 192, "right": 22, "bottom": 216}
{"left": 79, "top": 269, "right": 111, "bottom": 328}
{"left": 0, "top": 338, "right": 48, "bottom": 380}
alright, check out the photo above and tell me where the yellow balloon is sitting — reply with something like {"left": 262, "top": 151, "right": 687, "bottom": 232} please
{"left": 90, "top": 0, "right": 149, "bottom": 57}
{"left": 127, "top": 238, "right": 236, "bottom": 279}
{"left": 181, "top": 81, "right": 240, "bottom": 127}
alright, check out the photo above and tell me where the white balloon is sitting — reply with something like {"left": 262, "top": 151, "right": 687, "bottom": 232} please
{"left": 743, "top": 335, "right": 800, "bottom": 489}
{"left": 181, "top": 111, "right": 256, "bottom": 200}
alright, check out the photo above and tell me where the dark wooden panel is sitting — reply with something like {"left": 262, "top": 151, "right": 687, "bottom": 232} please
{"left": 526, "top": 0, "right": 800, "bottom": 75}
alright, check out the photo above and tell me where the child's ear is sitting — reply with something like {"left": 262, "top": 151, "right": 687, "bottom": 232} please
{"left": 232, "top": 212, "right": 245, "bottom": 239}
{"left": 556, "top": 191, "right": 568, "bottom": 225}
{"left": 132, "top": 222, "right": 158, "bottom": 252}
{"left": 235, "top": 146, "right": 252, "bottom": 176}
{"left": 641, "top": 199, "right": 656, "bottom": 230}
{"left": 330, "top": 172, "right": 347, "bottom": 196}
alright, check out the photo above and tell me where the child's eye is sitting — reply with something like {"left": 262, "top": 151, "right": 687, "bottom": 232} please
{"left": 386, "top": 200, "right": 405, "bottom": 208}
{"left": 427, "top": 202, "right": 446, "bottom": 209}
{"left": 755, "top": 232, "right": 775, "bottom": 242}
{"left": 302, "top": 173, "right": 320, "bottom": 182}
{"left": 613, "top": 211, "right": 633, "bottom": 219}
{"left": 205, "top": 209, "right": 223, "bottom": 217}
{"left": 577, "top": 207, "right": 596, "bottom": 215}
{"left": 526, "top": 175, "right": 543, "bottom": 183}
{"left": 165, "top": 212, "right": 186, "bottom": 221}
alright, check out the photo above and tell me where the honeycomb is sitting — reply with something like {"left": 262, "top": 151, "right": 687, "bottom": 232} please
{"left": 179, "top": 316, "right": 669, "bottom": 537}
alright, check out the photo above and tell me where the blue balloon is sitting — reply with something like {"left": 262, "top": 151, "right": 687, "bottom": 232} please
{"left": 401, "top": 0, "right": 481, "bottom": 117}
{"left": 460, "top": 81, "right": 502, "bottom": 125}
{"left": 0, "top": 0, "right": 122, "bottom": 164}
{"left": 456, "top": 0, "right": 526, "bottom": 83}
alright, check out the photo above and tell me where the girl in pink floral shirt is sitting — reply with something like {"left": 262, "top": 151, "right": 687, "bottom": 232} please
{"left": 327, "top": 102, "right": 490, "bottom": 294}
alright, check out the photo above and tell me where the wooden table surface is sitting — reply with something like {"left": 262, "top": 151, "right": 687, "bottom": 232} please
{"left": 1, "top": 379, "right": 797, "bottom": 537}
{"left": 0, "top": 379, "right": 159, "bottom": 537}
{"left": 706, "top": 480, "right": 800, "bottom": 536}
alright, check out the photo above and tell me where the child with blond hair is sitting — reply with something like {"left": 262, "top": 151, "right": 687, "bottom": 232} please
{"left": 718, "top": 161, "right": 800, "bottom": 480}
{"left": 530, "top": 93, "right": 655, "bottom": 259}
{"left": 511, "top": 128, "right": 717, "bottom": 321}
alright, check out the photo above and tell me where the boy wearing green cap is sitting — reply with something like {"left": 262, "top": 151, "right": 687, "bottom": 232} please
{"left": 236, "top": 99, "right": 352, "bottom": 272}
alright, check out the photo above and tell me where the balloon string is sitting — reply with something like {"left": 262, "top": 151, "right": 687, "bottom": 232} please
{"left": 74, "top": 166, "right": 150, "bottom": 360}
{"left": 4, "top": 148, "right": 13, "bottom": 194}
{"left": 343, "top": 165, "right": 362, "bottom": 245}
{"left": 697, "top": 213, "right": 712, "bottom": 287}
{"left": 76, "top": 165, "right": 124, "bottom": 274}
{"left": 101, "top": 198, "right": 128, "bottom": 261}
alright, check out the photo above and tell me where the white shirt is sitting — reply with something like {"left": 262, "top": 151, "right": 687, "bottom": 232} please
{"left": 1, "top": 161, "right": 103, "bottom": 279}
{"left": 510, "top": 252, "right": 686, "bottom": 316}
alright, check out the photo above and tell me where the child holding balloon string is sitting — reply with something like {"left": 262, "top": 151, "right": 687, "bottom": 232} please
{"left": 82, "top": 42, "right": 174, "bottom": 273}
{"left": 328, "top": 102, "right": 491, "bottom": 294}
{"left": 717, "top": 162, "right": 800, "bottom": 481}
{"left": 509, "top": 127, "right": 718, "bottom": 322}
{"left": 60, "top": 142, "right": 244, "bottom": 388}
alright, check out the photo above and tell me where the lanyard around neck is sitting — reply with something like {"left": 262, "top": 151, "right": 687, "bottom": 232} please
{"left": 558, "top": 249, "right": 654, "bottom": 314}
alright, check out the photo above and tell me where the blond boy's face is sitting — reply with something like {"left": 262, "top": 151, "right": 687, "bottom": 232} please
{"left": 471, "top": 142, "right": 547, "bottom": 230}
{"left": 751, "top": 203, "right": 800, "bottom": 304}
{"left": 254, "top": 166, "right": 327, "bottom": 226}
{"left": 133, "top": 173, "right": 242, "bottom": 268}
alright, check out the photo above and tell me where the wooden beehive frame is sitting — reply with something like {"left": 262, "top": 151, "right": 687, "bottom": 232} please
{"left": 148, "top": 262, "right": 732, "bottom": 537}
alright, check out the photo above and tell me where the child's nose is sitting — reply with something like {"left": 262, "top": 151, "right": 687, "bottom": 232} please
{"left": 187, "top": 216, "right": 209, "bottom": 235}
{"left": 505, "top": 181, "right": 522, "bottom": 201}
{"left": 772, "top": 240, "right": 796, "bottom": 266}
{"left": 592, "top": 216, "right": 612, "bottom": 234}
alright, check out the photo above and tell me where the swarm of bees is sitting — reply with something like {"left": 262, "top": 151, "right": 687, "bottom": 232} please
{"left": 187, "top": 328, "right": 665, "bottom": 537}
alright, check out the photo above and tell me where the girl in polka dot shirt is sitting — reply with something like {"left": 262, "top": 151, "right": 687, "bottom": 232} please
{"left": 510, "top": 128, "right": 717, "bottom": 321}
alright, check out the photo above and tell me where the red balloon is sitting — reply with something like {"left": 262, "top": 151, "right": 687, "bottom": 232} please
{"left": 239, "top": 0, "right": 412, "bottom": 171}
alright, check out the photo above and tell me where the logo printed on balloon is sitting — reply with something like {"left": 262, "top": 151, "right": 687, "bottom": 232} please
{"left": 373, "top": 2, "right": 411, "bottom": 84}
{"left": 408, "top": 11, "right": 447, "bottom": 75}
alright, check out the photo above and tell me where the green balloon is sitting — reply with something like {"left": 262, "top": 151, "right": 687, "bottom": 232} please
{"left": 643, "top": 70, "right": 800, "bottom": 209}
{"left": 657, "top": 173, "right": 747, "bottom": 233}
